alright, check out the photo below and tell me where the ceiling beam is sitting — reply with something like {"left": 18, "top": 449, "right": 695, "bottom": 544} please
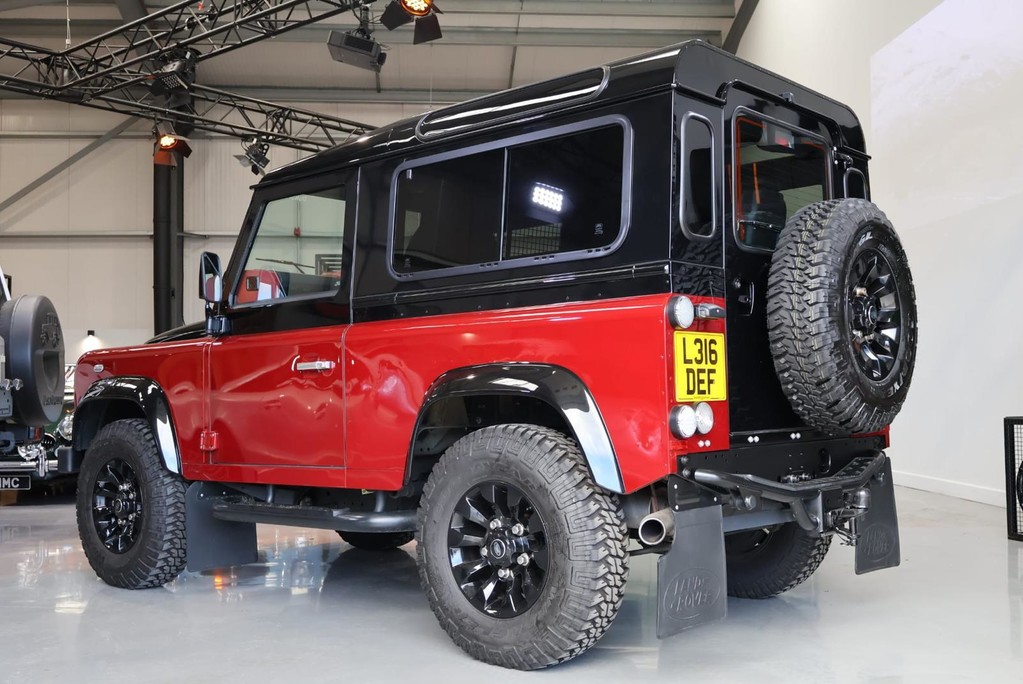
{"left": 0, "top": 85, "right": 489, "bottom": 105}
{"left": 0, "top": 20, "right": 722, "bottom": 48}
{"left": 429, "top": 0, "right": 734, "bottom": 17}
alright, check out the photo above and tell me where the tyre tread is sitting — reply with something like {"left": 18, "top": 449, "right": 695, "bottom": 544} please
{"left": 417, "top": 424, "right": 628, "bottom": 670}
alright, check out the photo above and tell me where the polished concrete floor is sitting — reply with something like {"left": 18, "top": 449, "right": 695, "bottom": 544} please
{"left": 1, "top": 486, "right": 1020, "bottom": 683}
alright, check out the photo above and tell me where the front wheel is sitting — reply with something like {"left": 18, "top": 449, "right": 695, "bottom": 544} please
{"left": 76, "top": 419, "right": 187, "bottom": 589}
{"left": 417, "top": 424, "right": 628, "bottom": 670}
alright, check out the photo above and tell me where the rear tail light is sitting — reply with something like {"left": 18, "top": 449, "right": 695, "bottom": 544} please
{"left": 667, "top": 295, "right": 695, "bottom": 329}
{"left": 669, "top": 404, "right": 697, "bottom": 439}
{"left": 694, "top": 402, "right": 714, "bottom": 434}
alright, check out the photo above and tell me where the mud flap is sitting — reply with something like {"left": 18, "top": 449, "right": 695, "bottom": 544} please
{"left": 186, "top": 481, "right": 258, "bottom": 572}
{"left": 853, "top": 457, "right": 900, "bottom": 574}
{"left": 656, "top": 505, "right": 727, "bottom": 639}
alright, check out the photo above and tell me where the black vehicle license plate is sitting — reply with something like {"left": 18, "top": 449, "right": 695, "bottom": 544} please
{"left": 0, "top": 475, "right": 30, "bottom": 490}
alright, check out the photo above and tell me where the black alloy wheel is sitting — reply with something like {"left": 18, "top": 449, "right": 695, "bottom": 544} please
{"left": 447, "top": 481, "right": 549, "bottom": 618}
{"left": 91, "top": 457, "right": 144, "bottom": 554}
{"left": 847, "top": 249, "right": 903, "bottom": 381}
{"left": 76, "top": 418, "right": 187, "bottom": 589}
{"left": 417, "top": 424, "right": 628, "bottom": 669}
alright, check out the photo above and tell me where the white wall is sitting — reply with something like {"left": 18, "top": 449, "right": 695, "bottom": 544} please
{"left": 0, "top": 100, "right": 412, "bottom": 352}
{"left": 740, "top": 0, "right": 1023, "bottom": 505}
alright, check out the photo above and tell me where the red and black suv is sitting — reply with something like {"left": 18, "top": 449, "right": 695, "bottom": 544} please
{"left": 71, "top": 41, "right": 917, "bottom": 669}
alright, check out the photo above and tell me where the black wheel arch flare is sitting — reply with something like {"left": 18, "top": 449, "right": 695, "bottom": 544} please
{"left": 408, "top": 363, "right": 624, "bottom": 493}
{"left": 74, "top": 376, "right": 182, "bottom": 475}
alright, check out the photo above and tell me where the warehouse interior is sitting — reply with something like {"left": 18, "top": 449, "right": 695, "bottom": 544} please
{"left": 2, "top": 0, "right": 1022, "bottom": 680}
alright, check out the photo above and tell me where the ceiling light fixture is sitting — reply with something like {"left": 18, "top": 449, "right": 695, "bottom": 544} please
{"left": 152, "top": 121, "right": 192, "bottom": 166}
{"left": 234, "top": 138, "right": 271, "bottom": 176}
{"left": 380, "top": 0, "right": 443, "bottom": 45}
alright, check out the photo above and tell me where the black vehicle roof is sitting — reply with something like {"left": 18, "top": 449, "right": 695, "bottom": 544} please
{"left": 263, "top": 40, "right": 864, "bottom": 186}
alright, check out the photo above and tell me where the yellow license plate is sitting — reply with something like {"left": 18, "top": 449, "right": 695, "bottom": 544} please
{"left": 674, "top": 331, "right": 727, "bottom": 402}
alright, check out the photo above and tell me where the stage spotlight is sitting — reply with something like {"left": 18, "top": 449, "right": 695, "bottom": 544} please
{"left": 234, "top": 138, "right": 271, "bottom": 176}
{"left": 152, "top": 121, "right": 192, "bottom": 166}
{"left": 326, "top": 29, "right": 387, "bottom": 72}
{"left": 380, "top": 0, "right": 443, "bottom": 45}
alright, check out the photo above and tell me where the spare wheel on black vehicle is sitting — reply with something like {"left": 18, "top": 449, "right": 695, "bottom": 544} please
{"left": 0, "top": 294, "right": 65, "bottom": 427}
{"left": 767, "top": 199, "right": 917, "bottom": 435}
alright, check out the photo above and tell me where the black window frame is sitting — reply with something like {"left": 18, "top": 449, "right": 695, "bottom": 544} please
{"left": 730, "top": 107, "right": 833, "bottom": 255}
{"left": 387, "top": 114, "right": 634, "bottom": 281}
{"left": 226, "top": 172, "right": 356, "bottom": 309}
{"left": 678, "top": 111, "right": 718, "bottom": 241}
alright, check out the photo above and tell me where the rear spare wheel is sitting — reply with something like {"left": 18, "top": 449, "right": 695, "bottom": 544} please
{"left": 0, "top": 295, "right": 65, "bottom": 427}
{"left": 767, "top": 199, "right": 917, "bottom": 435}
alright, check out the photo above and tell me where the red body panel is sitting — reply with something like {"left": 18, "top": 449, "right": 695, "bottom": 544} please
{"left": 344, "top": 294, "right": 676, "bottom": 492}
{"left": 76, "top": 293, "right": 731, "bottom": 494}
{"left": 75, "top": 339, "right": 207, "bottom": 468}
{"left": 207, "top": 328, "right": 345, "bottom": 468}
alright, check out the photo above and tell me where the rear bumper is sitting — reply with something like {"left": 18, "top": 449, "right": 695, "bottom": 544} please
{"left": 655, "top": 451, "right": 900, "bottom": 639}
{"left": 0, "top": 445, "right": 79, "bottom": 482}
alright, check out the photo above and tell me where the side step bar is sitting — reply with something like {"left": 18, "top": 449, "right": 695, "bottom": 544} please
{"left": 211, "top": 496, "right": 418, "bottom": 533}
{"left": 184, "top": 482, "right": 418, "bottom": 573}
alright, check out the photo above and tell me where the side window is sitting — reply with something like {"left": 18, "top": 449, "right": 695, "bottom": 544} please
{"left": 680, "top": 114, "right": 715, "bottom": 238}
{"left": 235, "top": 186, "right": 347, "bottom": 305}
{"left": 393, "top": 151, "right": 503, "bottom": 273}
{"left": 735, "top": 116, "right": 829, "bottom": 251}
{"left": 391, "top": 121, "right": 628, "bottom": 277}
{"left": 504, "top": 127, "right": 623, "bottom": 258}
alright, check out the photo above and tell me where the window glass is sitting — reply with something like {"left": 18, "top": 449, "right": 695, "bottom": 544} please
{"left": 235, "top": 186, "right": 347, "bottom": 305}
{"left": 681, "top": 116, "right": 715, "bottom": 237}
{"left": 735, "top": 117, "right": 828, "bottom": 251}
{"left": 392, "top": 150, "right": 504, "bottom": 273}
{"left": 504, "top": 126, "right": 623, "bottom": 258}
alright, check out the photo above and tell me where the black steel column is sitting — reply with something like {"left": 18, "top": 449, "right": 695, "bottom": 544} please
{"left": 153, "top": 163, "right": 173, "bottom": 335}
{"left": 170, "top": 158, "right": 185, "bottom": 329}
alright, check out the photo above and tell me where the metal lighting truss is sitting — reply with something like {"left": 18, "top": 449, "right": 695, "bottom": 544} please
{"left": 0, "top": 0, "right": 373, "bottom": 151}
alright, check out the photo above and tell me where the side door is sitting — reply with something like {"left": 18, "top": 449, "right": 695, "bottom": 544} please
{"left": 205, "top": 171, "right": 355, "bottom": 470}
{"left": 723, "top": 95, "right": 837, "bottom": 437}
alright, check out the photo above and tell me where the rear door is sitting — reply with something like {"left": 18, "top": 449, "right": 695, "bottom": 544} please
{"left": 723, "top": 96, "right": 837, "bottom": 439}
{"left": 205, "top": 172, "right": 355, "bottom": 469}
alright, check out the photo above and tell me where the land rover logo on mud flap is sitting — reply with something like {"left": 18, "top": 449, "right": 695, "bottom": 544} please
{"left": 861, "top": 523, "right": 895, "bottom": 561}
{"left": 663, "top": 568, "right": 721, "bottom": 621}
{"left": 40, "top": 312, "right": 61, "bottom": 349}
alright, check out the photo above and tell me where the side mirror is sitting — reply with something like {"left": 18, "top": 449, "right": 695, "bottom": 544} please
{"left": 199, "top": 252, "right": 222, "bottom": 303}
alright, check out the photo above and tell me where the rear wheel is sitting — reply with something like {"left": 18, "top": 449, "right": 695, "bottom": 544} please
{"left": 336, "top": 530, "right": 414, "bottom": 551}
{"left": 417, "top": 424, "right": 628, "bottom": 670}
{"left": 76, "top": 419, "right": 187, "bottom": 589}
{"left": 725, "top": 522, "right": 831, "bottom": 599}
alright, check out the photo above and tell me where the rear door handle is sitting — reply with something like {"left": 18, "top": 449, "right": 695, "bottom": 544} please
{"left": 293, "top": 359, "right": 335, "bottom": 373}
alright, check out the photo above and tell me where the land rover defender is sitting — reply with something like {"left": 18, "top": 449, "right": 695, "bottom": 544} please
{"left": 71, "top": 41, "right": 917, "bottom": 669}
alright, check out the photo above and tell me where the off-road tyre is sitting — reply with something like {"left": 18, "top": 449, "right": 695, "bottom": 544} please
{"left": 417, "top": 424, "right": 628, "bottom": 670}
{"left": 76, "top": 419, "right": 187, "bottom": 589}
{"left": 768, "top": 199, "right": 917, "bottom": 434}
{"left": 725, "top": 523, "right": 831, "bottom": 599}
{"left": 0, "top": 294, "right": 65, "bottom": 427}
{"left": 337, "top": 530, "right": 415, "bottom": 551}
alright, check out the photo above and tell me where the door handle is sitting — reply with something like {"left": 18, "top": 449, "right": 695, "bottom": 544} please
{"left": 293, "top": 359, "right": 336, "bottom": 373}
